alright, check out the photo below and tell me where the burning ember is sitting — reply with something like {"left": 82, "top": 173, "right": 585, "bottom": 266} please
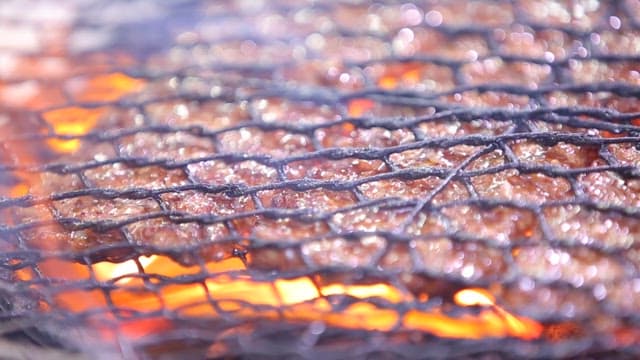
{"left": 2, "top": 0, "right": 640, "bottom": 358}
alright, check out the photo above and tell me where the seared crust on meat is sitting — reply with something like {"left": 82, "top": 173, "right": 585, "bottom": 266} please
{"left": 4, "top": 1, "right": 640, "bottom": 320}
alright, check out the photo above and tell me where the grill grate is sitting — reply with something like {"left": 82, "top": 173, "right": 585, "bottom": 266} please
{"left": 1, "top": 0, "right": 640, "bottom": 358}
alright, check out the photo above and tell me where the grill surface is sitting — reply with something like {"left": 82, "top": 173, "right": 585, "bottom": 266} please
{"left": 1, "top": 0, "right": 640, "bottom": 358}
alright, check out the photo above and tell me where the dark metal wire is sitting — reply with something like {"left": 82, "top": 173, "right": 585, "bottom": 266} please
{"left": 1, "top": 0, "right": 640, "bottom": 358}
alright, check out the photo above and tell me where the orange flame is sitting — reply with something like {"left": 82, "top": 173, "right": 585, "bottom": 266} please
{"left": 72, "top": 73, "right": 145, "bottom": 103}
{"left": 39, "top": 73, "right": 145, "bottom": 153}
{"left": 42, "top": 106, "right": 106, "bottom": 153}
{"left": 46, "top": 255, "right": 543, "bottom": 340}
{"left": 347, "top": 98, "right": 375, "bottom": 117}
{"left": 377, "top": 63, "right": 423, "bottom": 90}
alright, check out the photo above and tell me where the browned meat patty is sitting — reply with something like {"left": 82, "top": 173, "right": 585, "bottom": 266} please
{"left": 3, "top": 0, "right": 640, "bottom": 320}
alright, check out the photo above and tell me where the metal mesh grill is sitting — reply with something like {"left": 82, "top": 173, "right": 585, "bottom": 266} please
{"left": 1, "top": 0, "right": 640, "bottom": 358}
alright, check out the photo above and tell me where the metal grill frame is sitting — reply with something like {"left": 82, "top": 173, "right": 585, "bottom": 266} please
{"left": 1, "top": 0, "right": 640, "bottom": 358}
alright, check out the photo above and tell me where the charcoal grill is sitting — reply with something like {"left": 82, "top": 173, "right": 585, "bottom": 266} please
{"left": 1, "top": 0, "right": 640, "bottom": 358}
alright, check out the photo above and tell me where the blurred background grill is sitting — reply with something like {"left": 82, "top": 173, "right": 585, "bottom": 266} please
{"left": 1, "top": 0, "right": 640, "bottom": 358}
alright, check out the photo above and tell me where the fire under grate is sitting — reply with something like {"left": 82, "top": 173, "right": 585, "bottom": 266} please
{"left": 1, "top": 0, "right": 640, "bottom": 358}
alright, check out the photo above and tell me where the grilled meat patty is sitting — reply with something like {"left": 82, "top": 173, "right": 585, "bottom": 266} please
{"left": 4, "top": 0, "right": 640, "bottom": 319}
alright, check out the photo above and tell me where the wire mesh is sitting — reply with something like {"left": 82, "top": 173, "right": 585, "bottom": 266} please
{"left": 1, "top": 0, "right": 640, "bottom": 358}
